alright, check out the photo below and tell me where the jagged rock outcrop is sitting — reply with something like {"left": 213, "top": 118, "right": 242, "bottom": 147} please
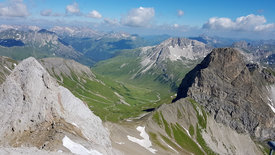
{"left": 0, "top": 57, "right": 116, "bottom": 154}
{"left": 174, "top": 48, "right": 275, "bottom": 141}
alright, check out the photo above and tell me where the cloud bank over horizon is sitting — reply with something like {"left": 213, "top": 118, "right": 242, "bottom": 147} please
{"left": 203, "top": 14, "right": 274, "bottom": 32}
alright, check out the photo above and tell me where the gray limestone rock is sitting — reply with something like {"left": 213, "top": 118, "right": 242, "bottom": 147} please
{"left": 0, "top": 57, "right": 116, "bottom": 154}
{"left": 175, "top": 48, "right": 275, "bottom": 141}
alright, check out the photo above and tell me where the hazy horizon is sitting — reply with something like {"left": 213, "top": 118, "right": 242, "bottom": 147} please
{"left": 0, "top": 0, "right": 274, "bottom": 39}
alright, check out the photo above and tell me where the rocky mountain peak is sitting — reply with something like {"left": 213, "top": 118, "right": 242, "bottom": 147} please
{"left": 139, "top": 38, "right": 211, "bottom": 74}
{"left": 0, "top": 57, "right": 115, "bottom": 154}
{"left": 141, "top": 37, "right": 210, "bottom": 63}
{"left": 160, "top": 37, "right": 205, "bottom": 47}
{"left": 174, "top": 48, "right": 275, "bottom": 141}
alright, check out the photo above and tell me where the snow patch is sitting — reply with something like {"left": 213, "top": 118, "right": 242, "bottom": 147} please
{"left": 267, "top": 85, "right": 275, "bottom": 113}
{"left": 168, "top": 45, "right": 197, "bottom": 61}
{"left": 115, "top": 142, "right": 125, "bottom": 145}
{"left": 4, "top": 66, "right": 12, "bottom": 72}
{"left": 181, "top": 125, "right": 191, "bottom": 137}
{"left": 127, "top": 126, "right": 157, "bottom": 154}
{"left": 120, "top": 63, "right": 127, "bottom": 68}
{"left": 268, "top": 104, "right": 275, "bottom": 113}
{"left": 62, "top": 136, "right": 102, "bottom": 155}
{"left": 72, "top": 123, "right": 79, "bottom": 128}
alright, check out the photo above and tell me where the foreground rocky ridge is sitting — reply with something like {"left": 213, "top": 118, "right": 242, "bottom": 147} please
{"left": 0, "top": 57, "right": 116, "bottom": 154}
{"left": 175, "top": 48, "right": 275, "bottom": 141}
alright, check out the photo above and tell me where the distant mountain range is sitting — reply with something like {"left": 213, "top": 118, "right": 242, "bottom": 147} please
{"left": 0, "top": 25, "right": 170, "bottom": 64}
{"left": 232, "top": 40, "right": 275, "bottom": 68}
{"left": 0, "top": 28, "right": 87, "bottom": 63}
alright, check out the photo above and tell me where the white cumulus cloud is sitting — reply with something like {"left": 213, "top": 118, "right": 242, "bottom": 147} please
{"left": 0, "top": 0, "right": 29, "bottom": 17}
{"left": 121, "top": 7, "right": 155, "bottom": 27}
{"left": 66, "top": 2, "right": 80, "bottom": 14}
{"left": 203, "top": 14, "right": 274, "bottom": 32}
{"left": 177, "top": 10, "right": 184, "bottom": 17}
{"left": 254, "top": 24, "right": 274, "bottom": 31}
{"left": 87, "top": 10, "right": 102, "bottom": 19}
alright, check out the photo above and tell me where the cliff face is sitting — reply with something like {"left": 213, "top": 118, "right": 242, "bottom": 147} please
{"left": 0, "top": 57, "right": 115, "bottom": 154}
{"left": 175, "top": 48, "right": 275, "bottom": 141}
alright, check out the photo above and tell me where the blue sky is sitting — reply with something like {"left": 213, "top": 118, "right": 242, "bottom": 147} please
{"left": 0, "top": 0, "right": 275, "bottom": 39}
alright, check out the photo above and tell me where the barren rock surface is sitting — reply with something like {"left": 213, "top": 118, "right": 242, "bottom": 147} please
{"left": 0, "top": 57, "right": 115, "bottom": 154}
{"left": 175, "top": 48, "right": 275, "bottom": 141}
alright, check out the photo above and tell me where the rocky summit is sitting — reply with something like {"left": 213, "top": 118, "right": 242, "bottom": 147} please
{"left": 0, "top": 57, "right": 116, "bottom": 154}
{"left": 175, "top": 48, "right": 275, "bottom": 141}
{"left": 140, "top": 37, "right": 211, "bottom": 67}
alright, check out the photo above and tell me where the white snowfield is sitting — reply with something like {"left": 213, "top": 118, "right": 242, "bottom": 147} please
{"left": 127, "top": 126, "right": 157, "bottom": 154}
{"left": 62, "top": 136, "right": 102, "bottom": 155}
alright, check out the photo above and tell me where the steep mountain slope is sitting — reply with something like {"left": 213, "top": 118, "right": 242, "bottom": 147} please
{"left": 40, "top": 57, "right": 163, "bottom": 122}
{"left": 0, "top": 56, "right": 17, "bottom": 84}
{"left": 94, "top": 37, "right": 211, "bottom": 91}
{"left": 107, "top": 97, "right": 263, "bottom": 155}
{"left": 145, "top": 98, "right": 262, "bottom": 154}
{"left": 0, "top": 57, "right": 116, "bottom": 154}
{"left": 175, "top": 48, "right": 275, "bottom": 141}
